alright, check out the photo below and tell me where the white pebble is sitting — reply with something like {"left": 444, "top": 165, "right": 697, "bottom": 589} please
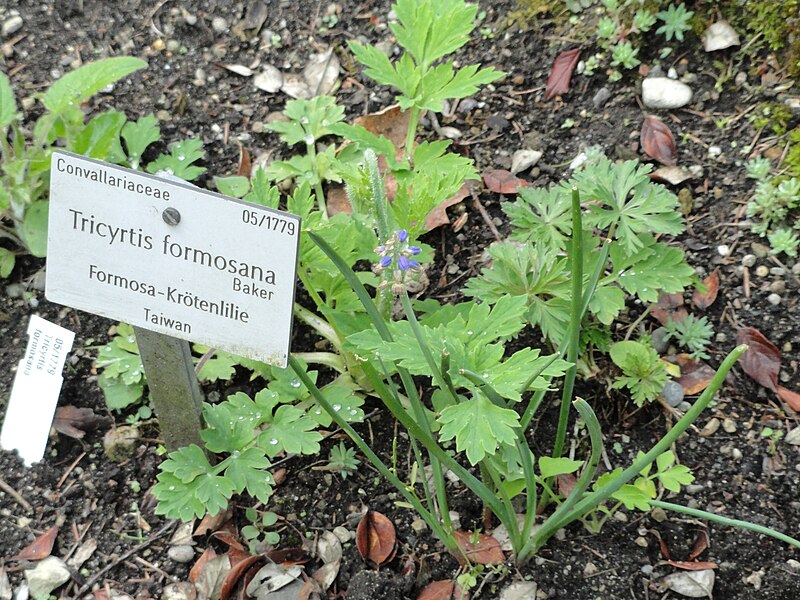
{"left": 642, "top": 77, "right": 693, "bottom": 109}
{"left": 767, "top": 293, "right": 781, "bottom": 306}
{"left": 717, "top": 244, "right": 730, "bottom": 257}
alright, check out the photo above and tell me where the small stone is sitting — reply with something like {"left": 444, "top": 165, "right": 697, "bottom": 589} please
{"left": 722, "top": 418, "right": 737, "bottom": 433}
{"left": 183, "top": 13, "right": 198, "bottom": 26}
{"left": 703, "top": 21, "right": 740, "bottom": 52}
{"left": 642, "top": 77, "right": 693, "bottom": 109}
{"left": 167, "top": 545, "right": 195, "bottom": 563}
{"left": 700, "top": 417, "right": 720, "bottom": 437}
{"left": 411, "top": 519, "right": 427, "bottom": 533}
{"left": 254, "top": 64, "right": 283, "bottom": 93}
{"left": 593, "top": 87, "right": 611, "bottom": 109}
{"left": 715, "top": 332, "right": 727, "bottom": 343}
{"left": 735, "top": 72, "right": 747, "bottom": 86}
{"left": 500, "top": 582, "right": 539, "bottom": 600}
{"left": 2, "top": 15, "right": 23, "bottom": 37}
{"left": 25, "top": 557, "right": 71, "bottom": 598}
{"left": 152, "top": 38, "right": 165, "bottom": 51}
{"left": 584, "top": 562, "right": 598, "bottom": 576}
{"left": 717, "top": 244, "right": 730, "bottom": 257}
{"left": 449, "top": 511, "right": 461, "bottom": 531}
{"left": 769, "top": 267, "right": 785, "bottom": 276}
{"left": 167, "top": 39, "right": 181, "bottom": 52}
{"left": 786, "top": 427, "right": 800, "bottom": 446}
{"left": 678, "top": 401, "right": 692, "bottom": 412}
{"left": 755, "top": 265, "right": 770, "bottom": 277}
{"left": 744, "top": 570, "right": 763, "bottom": 590}
{"left": 752, "top": 243, "right": 770, "bottom": 258}
{"left": 769, "top": 280, "right": 786, "bottom": 295}
{"left": 741, "top": 254, "right": 756, "bottom": 267}
{"left": 793, "top": 262, "right": 800, "bottom": 275}
{"left": 650, "top": 507, "right": 668, "bottom": 522}
{"left": 732, "top": 448, "right": 742, "bottom": 460}
{"left": 103, "top": 425, "right": 140, "bottom": 462}
{"left": 511, "top": 149, "right": 542, "bottom": 175}
{"left": 332, "top": 526, "right": 352, "bottom": 543}
{"left": 662, "top": 380, "right": 685, "bottom": 407}
{"left": 163, "top": 582, "right": 198, "bottom": 600}
{"left": 767, "top": 293, "right": 781, "bottom": 306}
{"left": 156, "top": 109, "right": 171, "bottom": 121}
{"left": 783, "top": 342, "right": 793, "bottom": 353}
{"left": 708, "top": 145, "right": 722, "bottom": 157}
{"left": 652, "top": 327, "right": 669, "bottom": 353}
{"left": 613, "top": 511, "right": 628, "bottom": 523}
{"left": 667, "top": 67, "right": 679, "bottom": 80}
{"left": 635, "top": 536, "right": 649, "bottom": 548}
{"left": 211, "top": 16, "right": 228, "bottom": 33}
{"left": 787, "top": 559, "right": 800, "bottom": 572}
{"left": 641, "top": 564, "right": 654, "bottom": 575}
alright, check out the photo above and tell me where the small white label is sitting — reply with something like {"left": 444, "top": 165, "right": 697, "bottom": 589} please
{"left": 1, "top": 315, "right": 76, "bottom": 465}
{"left": 46, "top": 151, "right": 300, "bottom": 366}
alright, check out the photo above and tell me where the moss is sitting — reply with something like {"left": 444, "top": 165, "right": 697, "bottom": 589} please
{"left": 723, "top": 0, "right": 800, "bottom": 75}
{"left": 751, "top": 103, "right": 795, "bottom": 137}
{"left": 506, "top": 0, "right": 559, "bottom": 31}
{"left": 783, "top": 128, "right": 800, "bottom": 179}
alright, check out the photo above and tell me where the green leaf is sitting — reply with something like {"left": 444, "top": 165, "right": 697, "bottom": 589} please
{"left": 612, "top": 483, "right": 652, "bottom": 511}
{"left": 197, "top": 351, "right": 239, "bottom": 383}
{"left": 98, "top": 375, "right": 144, "bottom": 410}
{"left": 417, "top": 63, "right": 504, "bottom": 112}
{"left": 160, "top": 444, "right": 215, "bottom": 483}
{"left": 505, "top": 184, "right": 572, "bottom": 252}
{"left": 266, "top": 96, "right": 345, "bottom": 145}
{"left": 260, "top": 405, "right": 321, "bottom": 457}
{"left": 307, "top": 384, "right": 365, "bottom": 426}
{"left": 438, "top": 394, "right": 520, "bottom": 464}
{"left": 70, "top": 109, "right": 127, "bottom": 162}
{"left": 223, "top": 447, "right": 274, "bottom": 502}
{"left": 588, "top": 285, "right": 626, "bottom": 325}
{"left": 0, "top": 248, "right": 15, "bottom": 278}
{"left": 21, "top": 201, "right": 49, "bottom": 257}
{"left": 202, "top": 402, "right": 258, "bottom": 453}
{"left": 121, "top": 114, "right": 160, "bottom": 169}
{"left": 0, "top": 71, "right": 18, "bottom": 130}
{"left": 538, "top": 456, "right": 583, "bottom": 479}
{"left": 656, "top": 450, "right": 676, "bottom": 473}
{"left": 609, "top": 340, "right": 668, "bottom": 406}
{"left": 44, "top": 57, "right": 147, "bottom": 116}
{"left": 347, "top": 41, "right": 411, "bottom": 95}
{"left": 611, "top": 241, "right": 694, "bottom": 303}
{"left": 146, "top": 138, "right": 206, "bottom": 181}
{"left": 243, "top": 168, "right": 280, "bottom": 208}
{"left": 391, "top": 0, "right": 477, "bottom": 65}
{"left": 95, "top": 335, "right": 144, "bottom": 387}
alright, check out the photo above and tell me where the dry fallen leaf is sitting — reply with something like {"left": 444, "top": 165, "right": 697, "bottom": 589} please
{"left": 195, "top": 555, "right": 232, "bottom": 600}
{"left": 692, "top": 270, "right": 719, "bottom": 310}
{"left": 223, "top": 64, "right": 254, "bottom": 77}
{"left": 53, "top": 406, "right": 111, "bottom": 439}
{"left": 356, "top": 510, "right": 397, "bottom": 567}
{"left": 665, "top": 354, "right": 716, "bottom": 396}
{"left": 190, "top": 547, "right": 219, "bottom": 583}
{"left": 13, "top": 525, "right": 59, "bottom": 560}
{"left": 417, "top": 579, "right": 469, "bottom": 600}
{"left": 650, "top": 165, "right": 694, "bottom": 186}
{"left": 245, "top": 563, "right": 303, "bottom": 597}
{"left": 641, "top": 115, "right": 678, "bottom": 166}
{"left": 651, "top": 292, "right": 688, "bottom": 325}
{"left": 424, "top": 182, "right": 472, "bottom": 231}
{"left": 661, "top": 569, "right": 715, "bottom": 598}
{"left": 777, "top": 386, "right": 800, "bottom": 411}
{"left": 544, "top": 48, "right": 581, "bottom": 101}
{"left": 483, "top": 169, "right": 528, "bottom": 195}
{"left": 662, "top": 560, "right": 718, "bottom": 571}
{"left": 453, "top": 531, "right": 504, "bottom": 566}
{"left": 688, "top": 529, "right": 709, "bottom": 561}
{"left": 220, "top": 554, "right": 262, "bottom": 600}
{"left": 237, "top": 146, "right": 251, "bottom": 178}
{"left": 736, "top": 327, "right": 780, "bottom": 392}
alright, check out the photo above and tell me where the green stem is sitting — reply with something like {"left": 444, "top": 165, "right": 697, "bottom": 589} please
{"left": 293, "top": 304, "right": 341, "bottom": 351}
{"left": 650, "top": 500, "right": 800, "bottom": 550}
{"left": 519, "top": 398, "right": 601, "bottom": 563}
{"left": 290, "top": 352, "right": 345, "bottom": 373}
{"left": 404, "top": 107, "right": 421, "bottom": 162}
{"left": 525, "top": 344, "right": 747, "bottom": 556}
{"left": 306, "top": 141, "right": 328, "bottom": 219}
{"left": 289, "top": 356, "right": 456, "bottom": 553}
{"left": 552, "top": 186, "right": 583, "bottom": 459}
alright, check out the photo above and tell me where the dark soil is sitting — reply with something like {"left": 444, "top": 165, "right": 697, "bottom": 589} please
{"left": 1, "top": 1, "right": 800, "bottom": 599}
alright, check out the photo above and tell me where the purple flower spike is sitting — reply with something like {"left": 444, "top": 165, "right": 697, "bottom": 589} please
{"left": 398, "top": 255, "right": 411, "bottom": 271}
{"left": 408, "top": 258, "right": 420, "bottom": 269}
{"left": 380, "top": 256, "right": 393, "bottom": 268}
{"left": 409, "top": 246, "right": 421, "bottom": 255}
{"left": 397, "top": 229, "right": 408, "bottom": 243}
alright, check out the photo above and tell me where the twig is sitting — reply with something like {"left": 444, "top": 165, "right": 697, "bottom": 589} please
{"left": 58, "top": 452, "right": 86, "bottom": 488}
{"left": 0, "top": 477, "right": 33, "bottom": 513}
{"left": 470, "top": 190, "right": 502, "bottom": 242}
{"left": 73, "top": 520, "right": 177, "bottom": 598}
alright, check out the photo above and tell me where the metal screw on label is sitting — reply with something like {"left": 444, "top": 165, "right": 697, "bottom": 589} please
{"left": 162, "top": 207, "right": 181, "bottom": 226}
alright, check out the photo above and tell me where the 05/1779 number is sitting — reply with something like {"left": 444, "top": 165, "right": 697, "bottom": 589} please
{"left": 241, "top": 209, "right": 297, "bottom": 236}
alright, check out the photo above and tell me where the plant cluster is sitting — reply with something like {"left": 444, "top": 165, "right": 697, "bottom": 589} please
{"left": 583, "top": 1, "right": 694, "bottom": 81}
{"left": 0, "top": 58, "right": 206, "bottom": 277}
{"left": 746, "top": 157, "right": 800, "bottom": 258}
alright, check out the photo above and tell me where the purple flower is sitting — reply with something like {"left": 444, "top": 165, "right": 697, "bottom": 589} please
{"left": 396, "top": 229, "right": 408, "bottom": 243}
{"left": 398, "top": 256, "right": 420, "bottom": 271}
{"left": 408, "top": 245, "right": 421, "bottom": 255}
{"left": 379, "top": 256, "right": 392, "bottom": 268}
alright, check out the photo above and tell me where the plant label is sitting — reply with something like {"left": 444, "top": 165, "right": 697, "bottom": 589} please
{"left": 1, "top": 315, "right": 75, "bottom": 465}
{"left": 46, "top": 151, "right": 300, "bottom": 366}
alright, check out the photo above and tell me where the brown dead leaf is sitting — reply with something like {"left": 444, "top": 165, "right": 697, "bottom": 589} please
{"left": 220, "top": 554, "right": 263, "bottom": 600}
{"left": 777, "top": 386, "right": 800, "bottom": 412}
{"left": 325, "top": 186, "right": 352, "bottom": 216}
{"left": 195, "top": 555, "right": 231, "bottom": 600}
{"left": 736, "top": 327, "right": 780, "bottom": 392}
{"left": 692, "top": 270, "right": 719, "bottom": 310}
{"left": 194, "top": 510, "right": 231, "bottom": 537}
{"left": 651, "top": 292, "right": 687, "bottom": 325}
{"left": 483, "top": 169, "right": 528, "bottom": 195}
{"left": 665, "top": 354, "right": 716, "bottom": 395}
{"left": 641, "top": 115, "right": 678, "bottom": 166}
{"left": 354, "top": 105, "right": 410, "bottom": 157}
{"left": 356, "top": 510, "right": 397, "bottom": 567}
{"left": 13, "top": 525, "right": 59, "bottom": 560}
{"left": 688, "top": 529, "right": 709, "bottom": 561}
{"left": 418, "top": 579, "right": 469, "bottom": 600}
{"left": 266, "top": 547, "right": 312, "bottom": 565}
{"left": 424, "top": 182, "right": 472, "bottom": 230}
{"left": 662, "top": 560, "right": 718, "bottom": 571}
{"left": 237, "top": 146, "right": 251, "bottom": 178}
{"left": 53, "top": 406, "right": 111, "bottom": 439}
{"left": 556, "top": 473, "right": 577, "bottom": 497}
{"left": 453, "top": 531, "right": 504, "bottom": 566}
{"left": 190, "top": 547, "right": 218, "bottom": 583}
{"left": 544, "top": 48, "right": 581, "bottom": 101}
